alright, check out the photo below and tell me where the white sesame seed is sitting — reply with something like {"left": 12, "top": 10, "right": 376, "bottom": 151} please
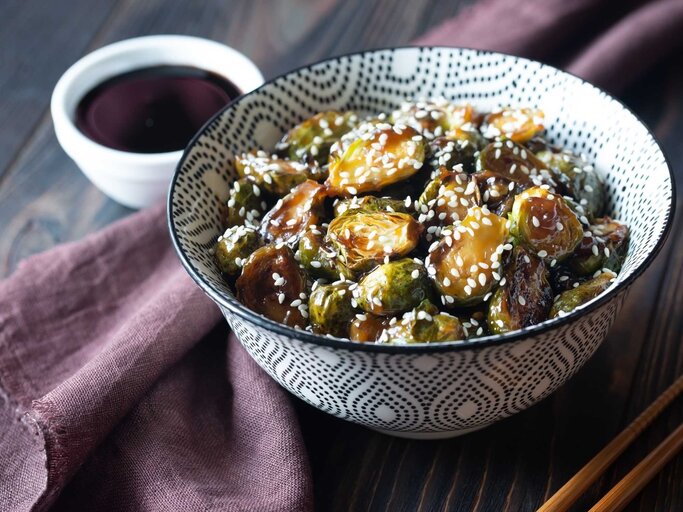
{"left": 518, "top": 296, "right": 526, "bottom": 306}
{"left": 537, "top": 250, "right": 548, "bottom": 258}
{"left": 411, "top": 269, "right": 420, "bottom": 279}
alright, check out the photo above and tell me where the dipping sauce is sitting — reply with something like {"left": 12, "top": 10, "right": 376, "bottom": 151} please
{"left": 76, "top": 65, "right": 240, "bottom": 153}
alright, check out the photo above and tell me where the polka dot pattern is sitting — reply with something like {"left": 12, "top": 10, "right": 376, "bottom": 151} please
{"left": 169, "top": 48, "right": 673, "bottom": 437}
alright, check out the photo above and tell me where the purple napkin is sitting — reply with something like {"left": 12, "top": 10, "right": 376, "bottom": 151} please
{"left": 1, "top": 0, "right": 682, "bottom": 510}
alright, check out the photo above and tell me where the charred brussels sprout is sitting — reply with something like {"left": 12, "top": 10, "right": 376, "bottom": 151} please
{"left": 549, "top": 271, "right": 616, "bottom": 318}
{"left": 428, "top": 206, "right": 509, "bottom": 307}
{"left": 536, "top": 149, "right": 605, "bottom": 217}
{"left": 236, "top": 244, "right": 309, "bottom": 328}
{"left": 308, "top": 282, "right": 356, "bottom": 337}
{"left": 481, "top": 108, "right": 545, "bottom": 142}
{"left": 487, "top": 246, "right": 553, "bottom": 334}
{"left": 276, "top": 111, "right": 357, "bottom": 166}
{"left": 569, "top": 217, "right": 629, "bottom": 275}
{"left": 476, "top": 140, "right": 555, "bottom": 188}
{"left": 333, "top": 195, "right": 409, "bottom": 217}
{"left": 418, "top": 170, "right": 481, "bottom": 229}
{"left": 215, "top": 225, "right": 262, "bottom": 276}
{"left": 349, "top": 313, "right": 392, "bottom": 342}
{"left": 378, "top": 300, "right": 464, "bottom": 344}
{"left": 327, "top": 211, "right": 422, "bottom": 276}
{"left": 474, "top": 170, "right": 520, "bottom": 217}
{"left": 260, "top": 180, "right": 328, "bottom": 245}
{"left": 355, "top": 259, "right": 434, "bottom": 316}
{"left": 298, "top": 228, "right": 340, "bottom": 281}
{"left": 326, "top": 123, "right": 426, "bottom": 196}
{"left": 427, "top": 131, "right": 484, "bottom": 175}
{"left": 235, "top": 151, "right": 310, "bottom": 195}
{"left": 510, "top": 186, "right": 583, "bottom": 261}
{"left": 391, "top": 100, "right": 474, "bottom": 138}
{"left": 224, "top": 178, "right": 267, "bottom": 228}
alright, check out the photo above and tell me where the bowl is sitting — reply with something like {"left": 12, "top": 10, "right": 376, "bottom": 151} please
{"left": 168, "top": 47, "right": 675, "bottom": 439}
{"left": 52, "top": 35, "right": 264, "bottom": 209}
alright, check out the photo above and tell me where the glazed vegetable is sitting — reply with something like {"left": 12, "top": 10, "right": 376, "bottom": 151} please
{"left": 261, "top": 180, "right": 327, "bottom": 245}
{"left": 481, "top": 107, "right": 545, "bottom": 142}
{"left": 298, "top": 228, "right": 340, "bottom": 280}
{"left": 215, "top": 225, "right": 262, "bottom": 276}
{"left": 309, "top": 282, "right": 356, "bottom": 337}
{"left": 213, "top": 100, "right": 629, "bottom": 342}
{"left": 550, "top": 271, "right": 616, "bottom": 318}
{"left": 355, "top": 259, "right": 434, "bottom": 316}
{"left": 378, "top": 300, "right": 464, "bottom": 344}
{"left": 428, "top": 206, "right": 509, "bottom": 306}
{"left": 537, "top": 149, "right": 605, "bottom": 217}
{"left": 276, "top": 110, "right": 357, "bottom": 166}
{"left": 326, "top": 123, "right": 426, "bottom": 196}
{"left": 391, "top": 99, "right": 474, "bottom": 138}
{"left": 569, "top": 216, "right": 629, "bottom": 275}
{"left": 224, "top": 178, "right": 267, "bottom": 227}
{"left": 510, "top": 186, "right": 583, "bottom": 262}
{"left": 236, "top": 244, "right": 309, "bottom": 328}
{"left": 418, "top": 170, "right": 481, "bottom": 230}
{"left": 235, "top": 151, "right": 310, "bottom": 195}
{"left": 487, "top": 246, "right": 553, "bottom": 334}
{"left": 327, "top": 211, "right": 422, "bottom": 276}
{"left": 333, "top": 195, "right": 409, "bottom": 217}
{"left": 349, "top": 313, "right": 392, "bottom": 342}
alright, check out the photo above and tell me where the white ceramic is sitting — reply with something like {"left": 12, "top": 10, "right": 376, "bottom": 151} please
{"left": 51, "top": 35, "right": 264, "bottom": 209}
{"left": 168, "top": 47, "right": 675, "bottom": 438}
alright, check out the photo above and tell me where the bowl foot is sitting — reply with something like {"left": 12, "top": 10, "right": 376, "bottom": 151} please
{"left": 369, "top": 424, "right": 488, "bottom": 440}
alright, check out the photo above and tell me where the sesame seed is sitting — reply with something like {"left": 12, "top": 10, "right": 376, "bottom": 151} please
{"left": 532, "top": 216, "right": 540, "bottom": 227}
{"left": 310, "top": 261, "right": 322, "bottom": 268}
{"left": 411, "top": 269, "right": 420, "bottom": 279}
{"left": 518, "top": 296, "right": 526, "bottom": 306}
{"left": 278, "top": 293, "right": 285, "bottom": 304}
{"left": 537, "top": 250, "right": 548, "bottom": 258}
{"left": 592, "top": 245, "right": 600, "bottom": 256}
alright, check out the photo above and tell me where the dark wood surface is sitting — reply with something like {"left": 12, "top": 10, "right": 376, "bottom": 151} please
{"left": 1, "top": 1, "right": 681, "bottom": 511}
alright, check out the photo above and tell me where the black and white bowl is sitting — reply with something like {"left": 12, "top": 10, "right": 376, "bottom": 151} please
{"left": 168, "top": 47, "right": 674, "bottom": 439}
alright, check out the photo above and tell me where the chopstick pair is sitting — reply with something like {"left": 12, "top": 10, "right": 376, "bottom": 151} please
{"left": 538, "top": 374, "right": 683, "bottom": 512}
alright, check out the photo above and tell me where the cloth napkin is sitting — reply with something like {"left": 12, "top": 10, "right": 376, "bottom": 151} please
{"left": 1, "top": 0, "right": 682, "bottom": 510}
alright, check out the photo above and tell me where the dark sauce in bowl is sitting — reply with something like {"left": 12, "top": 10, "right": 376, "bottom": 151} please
{"left": 75, "top": 65, "right": 240, "bottom": 153}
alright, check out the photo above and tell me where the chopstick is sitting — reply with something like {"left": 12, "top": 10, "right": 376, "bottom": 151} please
{"left": 538, "top": 374, "right": 683, "bottom": 512}
{"left": 588, "top": 422, "right": 683, "bottom": 512}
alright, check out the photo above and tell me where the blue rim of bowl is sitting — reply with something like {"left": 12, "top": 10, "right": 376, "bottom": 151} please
{"left": 168, "top": 45, "right": 676, "bottom": 354}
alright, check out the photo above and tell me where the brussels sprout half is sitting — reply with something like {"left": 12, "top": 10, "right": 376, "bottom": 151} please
{"left": 333, "top": 195, "right": 410, "bottom": 217}
{"left": 327, "top": 211, "right": 422, "bottom": 276}
{"left": 427, "top": 130, "right": 484, "bottom": 175}
{"left": 308, "top": 282, "right": 356, "bottom": 337}
{"left": 349, "top": 313, "right": 392, "bottom": 342}
{"left": 481, "top": 107, "right": 545, "bottom": 142}
{"left": 236, "top": 244, "right": 309, "bottom": 328}
{"left": 235, "top": 151, "right": 311, "bottom": 196}
{"left": 569, "top": 216, "right": 629, "bottom": 276}
{"left": 476, "top": 140, "right": 556, "bottom": 188}
{"left": 418, "top": 170, "right": 481, "bottom": 231}
{"left": 391, "top": 100, "right": 474, "bottom": 138}
{"left": 377, "top": 300, "right": 465, "bottom": 344}
{"left": 550, "top": 270, "right": 616, "bottom": 318}
{"left": 224, "top": 177, "right": 267, "bottom": 228}
{"left": 298, "top": 228, "right": 340, "bottom": 281}
{"left": 428, "top": 206, "right": 510, "bottom": 307}
{"left": 214, "top": 225, "right": 262, "bottom": 276}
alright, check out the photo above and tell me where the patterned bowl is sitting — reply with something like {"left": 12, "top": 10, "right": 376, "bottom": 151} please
{"left": 168, "top": 47, "right": 674, "bottom": 439}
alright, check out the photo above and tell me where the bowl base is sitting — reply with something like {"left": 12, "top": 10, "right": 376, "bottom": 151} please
{"left": 370, "top": 423, "right": 488, "bottom": 440}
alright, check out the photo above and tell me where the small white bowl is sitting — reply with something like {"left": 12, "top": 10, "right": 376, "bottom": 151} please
{"left": 51, "top": 35, "right": 264, "bottom": 209}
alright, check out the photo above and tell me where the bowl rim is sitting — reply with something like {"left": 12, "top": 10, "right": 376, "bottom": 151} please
{"left": 167, "top": 45, "right": 676, "bottom": 354}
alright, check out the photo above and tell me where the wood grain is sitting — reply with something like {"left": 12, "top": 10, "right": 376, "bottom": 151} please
{"left": 0, "top": 1, "right": 682, "bottom": 512}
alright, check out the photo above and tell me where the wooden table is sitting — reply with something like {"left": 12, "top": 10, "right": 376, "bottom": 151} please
{"left": 1, "top": 1, "right": 681, "bottom": 510}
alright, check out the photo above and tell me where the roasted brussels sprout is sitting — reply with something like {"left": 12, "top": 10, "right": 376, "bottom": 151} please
{"left": 549, "top": 271, "right": 616, "bottom": 318}
{"left": 378, "top": 300, "right": 464, "bottom": 344}
{"left": 215, "top": 225, "right": 262, "bottom": 276}
{"left": 309, "top": 282, "right": 356, "bottom": 337}
{"left": 481, "top": 107, "right": 545, "bottom": 142}
{"left": 236, "top": 244, "right": 309, "bottom": 328}
{"left": 355, "top": 259, "right": 434, "bottom": 316}
{"left": 333, "top": 195, "right": 409, "bottom": 217}
{"left": 276, "top": 111, "right": 357, "bottom": 166}
{"left": 487, "top": 246, "right": 553, "bottom": 334}
{"left": 474, "top": 170, "right": 520, "bottom": 217}
{"left": 427, "top": 131, "right": 484, "bottom": 175}
{"left": 391, "top": 99, "right": 474, "bottom": 138}
{"left": 349, "top": 313, "right": 392, "bottom": 342}
{"left": 510, "top": 186, "right": 583, "bottom": 261}
{"left": 569, "top": 217, "right": 629, "bottom": 275}
{"left": 536, "top": 149, "right": 605, "bottom": 217}
{"left": 224, "top": 178, "right": 267, "bottom": 228}
{"left": 235, "top": 151, "right": 310, "bottom": 195}
{"left": 476, "top": 140, "right": 555, "bottom": 188}
{"left": 428, "top": 206, "right": 509, "bottom": 306}
{"left": 298, "top": 228, "right": 340, "bottom": 281}
{"left": 549, "top": 264, "right": 583, "bottom": 294}
{"left": 418, "top": 170, "right": 481, "bottom": 229}
{"left": 327, "top": 211, "right": 422, "bottom": 276}
{"left": 261, "top": 180, "right": 328, "bottom": 245}
{"left": 326, "top": 123, "right": 426, "bottom": 196}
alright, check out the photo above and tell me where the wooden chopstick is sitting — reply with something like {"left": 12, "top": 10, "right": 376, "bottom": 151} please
{"left": 538, "top": 374, "right": 683, "bottom": 512}
{"left": 588, "top": 421, "right": 683, "bottom": 512}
